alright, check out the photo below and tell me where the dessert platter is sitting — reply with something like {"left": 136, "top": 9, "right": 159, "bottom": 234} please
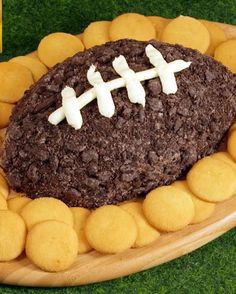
{"left": 0, "top": 13, "right": 236, "bottom": 287}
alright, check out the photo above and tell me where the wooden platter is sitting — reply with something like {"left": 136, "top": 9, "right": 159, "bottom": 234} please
{"left": 0, "top": 21, "right": 236, "bottom": 288}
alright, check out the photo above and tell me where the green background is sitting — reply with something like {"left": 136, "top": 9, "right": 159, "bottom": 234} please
{"left": 1, "top": 0, "right": 236, "bottom": 293}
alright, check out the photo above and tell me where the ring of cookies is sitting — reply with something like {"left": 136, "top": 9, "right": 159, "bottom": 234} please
{"left": 0, "top": 13, "right": 236, "bottom": 273}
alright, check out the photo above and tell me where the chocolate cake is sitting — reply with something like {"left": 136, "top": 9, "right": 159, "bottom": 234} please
{"left": 2, "top": 39, "right": 236, "bottom": 208}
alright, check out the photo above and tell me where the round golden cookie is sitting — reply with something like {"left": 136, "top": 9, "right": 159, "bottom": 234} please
{"left": 70, "top": 207, "right": 92, "bottom": 254}
{"left": 187, "top": 156, "right": 236, "bottom": 202}
{"left": 8, "top": 196, "right": 32, "bottom": 214}
{"left": 26, "top": 220, "right": 78, "bottom": 272}
{"left": 109, "top": 13, "right": 156, "bottom": 41}
{"left": 172, "top": 180, "right": 215, "bottom": 224}
{"left": 161, "top": 16, "right": 210, "bottom": 53}
{"left": 9, "top": 56, "right": 48, "bottom": 81}
{"left": 83, "top": 21, "right": 111, "bottom": 49}
{"left": 0, "top": 210, "right": 26, "bottom": 261}
{"left": 0, "top": 193, "right": 7, "bottom": 209}
{"left": 200, "top": 20, "right": 227, "bottom": 56}
{"left": 0, "top": 102, "right": 14, "bottom": 129}
{"left": 227, "top": 130, "right": 236, "bottom": 161}
{"left": 38, "top": 32, "right": 84, "bottom": 68}
{"left": 211, "top": 152, "right": 236, "bottom": 173}
{"left": 0, "top": 62, "right": 34, "bottom": 103}
{"left": 190, "top": 193, "right": 216, "bottom": 224}
{"left": 143, "top": 186, "right": 194, "bottom": 232}
{"left": 147, "top": 16, "right": 170, "bottom": 39}
{"left": 85, "top": 205, "right": 138, "bottom": 254}
{"left": 26, "top": 50, "right": 39, "bottom": 60}
{"left": 214, "top": 39, "right": 236, "bottom": 73}
{"left": 0, "top": 172, "right": 9, "bottom": 199}
{"left": 20, "top": 197, "right": 73, "bottom": 230}
{"left": 120, "top": 202, "right": 160, "bottom": 247}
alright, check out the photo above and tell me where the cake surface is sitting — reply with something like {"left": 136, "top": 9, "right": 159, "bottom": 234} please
{"left": 2, "top": 39, "right": 236, "bottom": 208}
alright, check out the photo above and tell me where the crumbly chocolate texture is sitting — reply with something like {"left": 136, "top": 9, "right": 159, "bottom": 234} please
{"left": 2, "top": 39, "right": 236, "bottom": 208}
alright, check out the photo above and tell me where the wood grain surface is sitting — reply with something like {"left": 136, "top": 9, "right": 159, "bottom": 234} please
{"left": 0, "top": 21, "right": 235, "bottom": 288}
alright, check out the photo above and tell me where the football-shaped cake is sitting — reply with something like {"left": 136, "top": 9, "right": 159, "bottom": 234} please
{"left": 2, "top": 39, "right": 236, "bottom": 208}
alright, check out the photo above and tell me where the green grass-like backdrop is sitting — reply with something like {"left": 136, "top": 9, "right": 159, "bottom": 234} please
{"left": 1, "top": 0, "right": 236, "bottom": 293}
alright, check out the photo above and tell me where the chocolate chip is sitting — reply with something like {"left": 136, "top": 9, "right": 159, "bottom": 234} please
{"left": 139, "top": 108, "right": 145, "bottom": 123}
{"left": 87, "top": 163, "right": 98, "bottom": 177}
{"left": 120, "top": 164, "right": 134, "bottom": 173}
{"left": 157, "top": 112, "right": 164, "bottom": 118}
{"left": 146, "top": 171, "right": 159, "bottom": 180}
{"left": 174, "top": 118, "right": 182, "bottom": 133}
{"left": 205, "top": 70, "right": 215, "bottom": 82}
{"left": 103, "top": 156, "right": 110, "bottom": 162}
{"left": 32, "top": 96, "right": 56, "bottom": 113}
{"left": 60, "top": 155, "right": 74, "bottom": 167}
{"left": 49, "top": 155, "right": 59, "bottom": 170}
{"left": 98, "top": 171, "right": 112, "bottom": 181}
{"left": 36, "top": 150, "right": 49, "bottom": 161}
{"left": 46, "top": 84, "right": 61, "bottom": 92}
{"left": 8, "top": 170, "right": 22, "bottom": 188}
{"left": 65, "top": 188, "right": 81, "bottom": 199}
{"left": 155, "top": 122, "right": 161, "bottom": 130}
{"left": 116, "top": 117, "right": 125, "bottom": 129}
{"left": 19, "top": 150, "right": 27, "bottom": 158}
{"left": 121, "top": 172, "right": 137, "bottom": 182}
{"left": 65, "top": 141, "right": 80, "bottom": 152}
{"left": 148, "top": 79, "right": 162, "bottom": 95}
{"left": 8, "top": 125, "right": 23, "bottom": 140}
{"left": 27, "top": 164, "right": 40, "bottom": 183}
{"left": 36, "top": 134, "right": 47, "bottom": 144}
{"left": 148, "top": 99, "right": 163, "bottom": 112}
{"left": 221, "top": 86, "right": 232, "bottom": 98}
{"left": 148, "top": 151, "right": 159, "bottom": 165}
{"left": 188, "top": 87, "right": 197, "bottom": 98}
{"left": 98, "top": 54, "right": 113, "bottom": 63}
{"left": 122, "top": 108, "right": 132, "bottom": 119}
{"left": 169, "top": 107, "right": 177, "bottom": 116}
{"left": 146, "top": 181, "right": 157, "bottom": 191}
{"left": 132, "top": 178, "right": 142, "bottom": 188}
{"left": 81, "top": 150, "right": 99, "bottom": 163}
{"left": 85, "top": 177, "right": 100, "bottom": 189}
